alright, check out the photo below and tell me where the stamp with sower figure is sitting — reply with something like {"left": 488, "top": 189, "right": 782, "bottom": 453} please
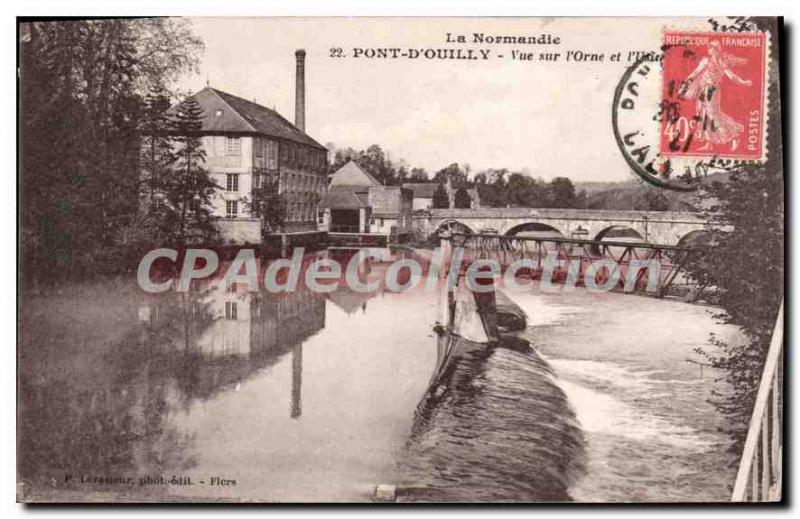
{"left": 661, "top": 32, "right": 767, "bottom": 160}
{"left": 613, "top": 27, "right": 769, "bottom": 191}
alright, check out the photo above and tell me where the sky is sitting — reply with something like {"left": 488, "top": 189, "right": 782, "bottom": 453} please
{"left": 177, "top": 17, "right": 702, "bottom": 182}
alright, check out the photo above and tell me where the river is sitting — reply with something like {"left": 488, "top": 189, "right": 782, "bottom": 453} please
{"left": 17, "top": 247, "right": 740, "bottom": 502}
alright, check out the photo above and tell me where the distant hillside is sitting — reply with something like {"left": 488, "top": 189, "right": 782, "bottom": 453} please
{"left": 574, "top": 171, "right": 729, "bottom": 212}
{"left": 574, "top": 179, "right": 638, "bottom": 195}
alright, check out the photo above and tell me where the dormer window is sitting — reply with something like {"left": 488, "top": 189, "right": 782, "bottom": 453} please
{"left": 215, "top": 109, "right": 223, "bottom": 117}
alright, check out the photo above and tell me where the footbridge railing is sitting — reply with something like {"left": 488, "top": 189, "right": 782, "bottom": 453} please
{"left": 444, "top": 232, "right": 694, "bottom": 297}
{"left": 731, "top": 301, "right": 784, "bottom": 502}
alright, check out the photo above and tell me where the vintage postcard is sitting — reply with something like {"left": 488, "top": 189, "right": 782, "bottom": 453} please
{"left": 17, "top": 16, "right": 784, "bottom": 503}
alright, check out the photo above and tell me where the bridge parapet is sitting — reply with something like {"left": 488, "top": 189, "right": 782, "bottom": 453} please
{"left": 420, "top": 207, "right": 705, "bottom": 223}
{"left": 412, "top": 208, "right": 710, "bottom": 246}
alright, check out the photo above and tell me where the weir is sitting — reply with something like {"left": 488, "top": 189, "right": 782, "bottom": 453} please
{"left": 395, "top": 238, "right": 585, "bottom": 502}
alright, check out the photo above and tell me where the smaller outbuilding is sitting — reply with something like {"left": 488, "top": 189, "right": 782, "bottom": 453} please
{"left": 320, "top": 161, "right": 413, "bottom": 241}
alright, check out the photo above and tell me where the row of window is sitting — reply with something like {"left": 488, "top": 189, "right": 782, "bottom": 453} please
{"left": 286, "top": 203, "right": 317, "bottom": 223}
{"left": 283, "top": 172, "right": 325, "bottom": 195}
{"left": 254, "top": 138, "right": 279, "bottom": 170}
{"left": 225, "top": 172, "right": 325, "bottom": 195}
{"left": 225, "top": 200, "right": 320, "bottom": 222}
{"left": 215, "top": 136, "right": 326, "bottom": 173}
{"left": 281, "top": 142, "right": 327, "bottom": 173}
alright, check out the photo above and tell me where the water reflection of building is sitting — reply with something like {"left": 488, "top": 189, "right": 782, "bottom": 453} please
{"left": 20, "top": 263, "right": 328, "bottom": 494}
{"left": 323, "top": 247, "right": 393, "bottom": 315}
{"left": 140, "top": 271, "right": 326, "bottom": 410}
{"left": 324, "top": 247, "right": 420, "bottom": 315}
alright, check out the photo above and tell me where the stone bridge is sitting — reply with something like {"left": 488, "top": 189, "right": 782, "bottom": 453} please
{"left": 412, "top": 208, "right": 710, "bottom": 247}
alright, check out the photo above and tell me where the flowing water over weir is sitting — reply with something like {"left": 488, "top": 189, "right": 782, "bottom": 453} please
{"left": 395, "top": 339, "right": 586, "bottom": 502}
{"left": 18, "top": 247, "right": 740, "bottom": 502}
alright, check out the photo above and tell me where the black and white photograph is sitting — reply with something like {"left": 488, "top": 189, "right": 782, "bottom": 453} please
{"left": 13, "top": 11, "right": 787, "bottom": 506}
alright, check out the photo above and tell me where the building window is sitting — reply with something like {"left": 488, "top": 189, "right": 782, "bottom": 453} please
{"left": 226, "top": 200, "right": 238, "bottom": 218}
{"left": 253, "top": 172, "right": 261, "bottom": 190}
{"left": 226, "top": 174, "right": 239, "bottom": 192}
{"left": 225, "top": 301, "right": 238, "bottom": 320}
{"left": 226, "top": 136, "right": 240, "bottom": 156}
{"left": 267, "top": 140, "right": 278, "bottom": 169}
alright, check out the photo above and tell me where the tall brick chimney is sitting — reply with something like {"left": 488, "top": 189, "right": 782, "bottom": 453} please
{"left": 295, "top": 49, "right": 306, "bottom": 132}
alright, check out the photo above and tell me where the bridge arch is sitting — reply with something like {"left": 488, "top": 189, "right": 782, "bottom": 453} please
{"left": 591, "top": 225, "right": 646, "bottom": 256}
{"left": 593, "top": 225, "right": 644, "bottom": 242}
{"left": 504, "top": 222, "right": 565, "bottom": 238}
{"left": 435, "top": 220, "right": 475, "bottom": 236}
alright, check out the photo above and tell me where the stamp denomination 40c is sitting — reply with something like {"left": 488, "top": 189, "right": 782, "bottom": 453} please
{"left": 661, "top": 31, "right": 767, "bottom": 161}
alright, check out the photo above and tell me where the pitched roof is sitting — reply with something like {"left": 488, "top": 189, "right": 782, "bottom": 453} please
{"left": 181, "top": 87, "right": 326, "bottom": 150}
{"left": 330, "top": 161, "right": 381, "bottom": 187}
{"left": 328, "top": 290, "right": 372, "bottom": 315}
{"left": 320, "top": 185, "right": 370, "bottom": 209}
{"left": 402, "top": 183, "right": 438, "bottom": 198}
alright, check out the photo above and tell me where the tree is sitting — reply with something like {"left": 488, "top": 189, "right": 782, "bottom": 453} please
{"left": 396, "top": 165, "right": 409, "bottom": 185}
{"left": 20, "top": 19, "right": 203, "bottom": 283}
{"left": 432, "top": 183, "right": 450, "bottom": 209}
{"left": 433, "top": 163, "right": 467, "bottom": 187}
{"left": 681, "top": 165, "right": 783, "bottom": 458}
{"left": 117, "top": 89, "right": 177, "bottom": 252}
{"left": 330, "top": 144, "right": 400, "bottom": 185}
{"left": 454, "top": 187, "right": 472, "bottom": 209}
{"left": 643, "top": 188, "right": 671, "bottom": 211}
{"left": 681, "top": 18, "right": 783, "bottom": 460}
{"left": 139, "top": 89, "right": 174, "bottom": 212}
{"left": 506, "top": 173, "right": 545, "bottom": 207}
{"left": 331, "top": 146, "right": 358, "bottom": 171}
{"left": 548, "top": 177, "right": 577, "bottom": 208}
{"left": 409, "top": 167, "right": 429, "bottom": 182}
{"left": 161, "top": 95, "right": 219, "bottom": 244}
{"left": 573, "top": 189, "right": 589, "bottom": 209}
{"left": 361, "top": 144, "right": 391, "bottom": 185}
{"left": 247, "top": 175, "right": 287, "bottom": 235}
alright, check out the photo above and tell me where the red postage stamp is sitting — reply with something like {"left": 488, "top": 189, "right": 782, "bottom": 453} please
{"left": 661, "top": 31, "right": 768, "bottom": 160}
